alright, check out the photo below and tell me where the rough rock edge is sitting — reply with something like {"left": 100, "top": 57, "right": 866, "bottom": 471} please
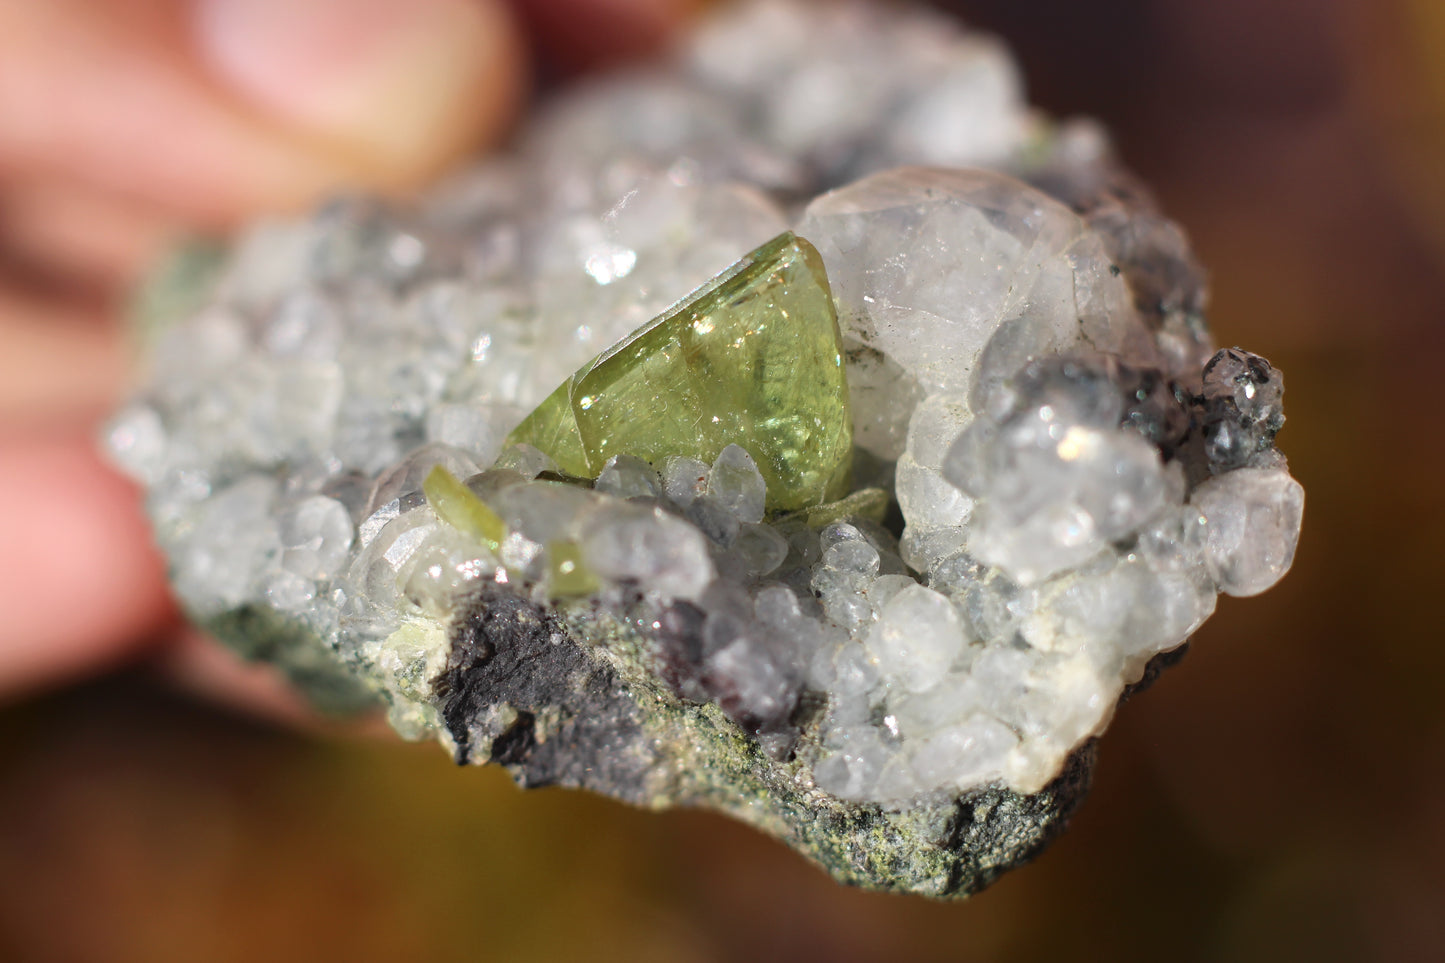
{"left": 195, "top": 559, "right": 1200, "bottom": 898}
{"left": 424, "top": 582, "right": 1101, "bottom": 898}
{"left": 202, "top": 605, "right": 375, "bottom": 716}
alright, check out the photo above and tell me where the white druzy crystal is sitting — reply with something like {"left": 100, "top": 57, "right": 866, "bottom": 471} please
{"left": 170, "top": 475, "right": 281, "bottom": 617}
{"left": 579, "top": 506, "right": 715, "bottom": 602}
{"left": 867, "top": 585, "right": 966, "bottom": 692}
{"left": 277, "top": 495, "right": 354, "bottom": 581}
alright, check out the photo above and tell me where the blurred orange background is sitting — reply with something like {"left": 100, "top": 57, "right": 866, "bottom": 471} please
{"left": 3, "top": 1, "right": 1445, "bottom": 960}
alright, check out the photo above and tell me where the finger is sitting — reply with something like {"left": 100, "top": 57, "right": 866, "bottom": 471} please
{"left": 194, "top": 0, "right": 525, "bottom": 190}
{"left": 0, "top": 0, "right": 526, "bottom": 227}
{"left": 0, "top": 292, "right": 126, "bottom": 423}
{"left": 0, "top": 433, "right": 175, "bottom": 698}
{"left": 0, "top": 177, "right": 180, "bottom": 293}
{"left": 0, "top": 0, "right": 362, "bottom": 225}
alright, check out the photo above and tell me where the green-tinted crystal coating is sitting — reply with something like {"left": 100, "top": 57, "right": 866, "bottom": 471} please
{"left": 506, "top": 232, "right": 852, "bottom": 513}
{"left": 546, "top": 540, "right": 600, "bottom": 598}
{"left": 800, "top": 487, "right": 890, "bottom": 529}
{"left": 422, "top": 465, "right": 505, "bottom": 551}
{"left": 130, "top": 237, "right": 229, "bottom": 347}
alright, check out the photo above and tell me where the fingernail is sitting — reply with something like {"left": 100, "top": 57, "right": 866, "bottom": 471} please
{"left": 194, "top": 0, "right": 520, "bottom": 181}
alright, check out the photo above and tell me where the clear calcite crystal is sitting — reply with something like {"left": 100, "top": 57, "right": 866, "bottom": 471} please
{"left": 108, "top": 0, "right": 1304, "bottom": 897}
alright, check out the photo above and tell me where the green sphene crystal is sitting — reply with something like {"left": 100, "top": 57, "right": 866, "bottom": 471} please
{"left": 423, "top": 464, "right": 505, "bottom": 552}
{"left": 507, "top": 232, "right": 852, "bottom": 513}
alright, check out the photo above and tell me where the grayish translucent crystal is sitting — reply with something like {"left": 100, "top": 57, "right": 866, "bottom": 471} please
{"left": 594, "top": 454, "right": 664, "bottom": 500}
{"left": 706, "top": 444, "right": 768, "bottom": 524}
{"left": 1193, "top": 467, "right": 1304, "bottom": 597}
{"left": 797, "top": 167, "right": 1143, "bottom": 399}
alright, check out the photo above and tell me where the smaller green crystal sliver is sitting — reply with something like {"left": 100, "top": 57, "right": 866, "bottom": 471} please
{"left": 422, "top": 465, "right": 505, "bottom": 552}
{"left": 507, "top": 232, "right": 852, "bottom": 513}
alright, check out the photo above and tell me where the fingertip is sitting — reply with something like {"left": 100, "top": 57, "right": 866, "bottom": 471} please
{"left": 193, "top": 0, "right": 527, "bottom": 193}
{"left": 0, "top": 434, "right": 176, "bottom": 698}
{"left": 0, "top": 292, "right": 127, "bottom": 424}
{"left": 0, "top": 0, "right": 528, "bottom": 229}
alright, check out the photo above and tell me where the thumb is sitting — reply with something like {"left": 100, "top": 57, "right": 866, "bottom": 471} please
{"left": 193, "top": 0, "right": 525, "bottom": 193}
{"left": 0, "top": 0, "right": 526, "bottom": 228}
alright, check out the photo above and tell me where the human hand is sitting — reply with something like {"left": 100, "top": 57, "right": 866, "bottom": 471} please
{"left": 0, "top": 0, "right": 690, "bottom": 711}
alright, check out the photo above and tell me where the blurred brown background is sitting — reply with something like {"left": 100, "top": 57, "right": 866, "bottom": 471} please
{"left": 3, "top": 0, "right": 1444, "bottom": 960}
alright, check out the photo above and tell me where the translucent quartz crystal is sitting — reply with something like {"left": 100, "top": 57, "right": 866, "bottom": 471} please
{"left": 594, "top": 454, "right": 664, "bottom": 500}
{"left": 867, "top": 585, "right": 966, "bottom": 693}
{"left": 579, "top": 504, "right": 714, "bottom": 601}
{"left": 661, "top": 455, "right": 711, "bottom": 507}
{"left": 707, "top": 444, "right": 768, "bottom": 524}
{"left": 277, "top": 495, "right": 353, "bottom": 580}
{"left": 507, "top": 232, "right": 852, "bottom": 512}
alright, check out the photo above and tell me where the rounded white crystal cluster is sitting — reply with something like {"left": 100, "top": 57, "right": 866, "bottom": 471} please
{"left": 107, "top": 0, "right": 1302, "bottom": 804}
{"left": 793, "top": 166, "right": 1302, "bottom": 798}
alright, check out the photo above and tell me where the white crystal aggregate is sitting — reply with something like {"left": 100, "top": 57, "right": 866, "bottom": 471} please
{"left": 107, "top": 0, "right": 1303, "bottom": 803}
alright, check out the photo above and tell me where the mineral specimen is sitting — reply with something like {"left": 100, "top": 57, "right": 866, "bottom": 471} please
{"left": 108, "top": 0, "right": 1304, "bottom": 897}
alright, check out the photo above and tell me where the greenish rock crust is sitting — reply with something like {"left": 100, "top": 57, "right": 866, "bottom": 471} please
{"left": 200, "top": 574, "right": 1103, "bottom": 897}
{"left": 128, "top": 238, "right": 228, "bottom": 347}
{"left": 201, "top": 605, "right": 377, "bottom": 716}
{"left": 431, "top": 582, "right": 1095, "bottom": 898}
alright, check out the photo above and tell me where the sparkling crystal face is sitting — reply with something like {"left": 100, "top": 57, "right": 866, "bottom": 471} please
{"left": 507, "top": 232, "right": 852, "bottom": 512}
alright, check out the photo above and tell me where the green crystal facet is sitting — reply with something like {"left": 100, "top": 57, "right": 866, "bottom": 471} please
{"left": 423, "top": 465, "right": 505, "bottom": 552}
{"left": 512, "top": 379, "right": 590, "bottom": 478}
{"left": 507, "top": 232, "right": 852, "bottom": 512}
